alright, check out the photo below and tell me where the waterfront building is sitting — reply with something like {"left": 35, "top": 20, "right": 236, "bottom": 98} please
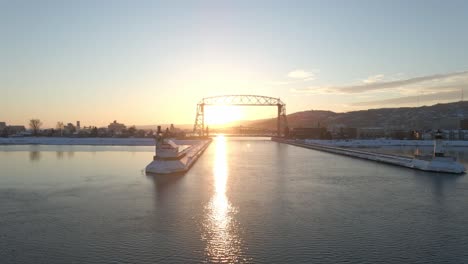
{"left": 290, "top": 127, "right": 329, "bottom": 139}
{"left": 108, "top": 120, "right": 126, "bottom": 135}
{"left": 460, "top": 119, "right": 468, "bottom": 130}
{"left": 388, "top": 129, "right": 411, "bottom": 140}
{"left": 7, "top": 125, "right": 26, "bottom": 135}
{"left": 357, "top": 127, "right": 385, "bottom": 139}
{"left": 440, "top": 129, "right": 468, "bottom": 140}
{"left": 97, "top": 127, "right": 108, "bottom": 137}
{"left": 0, "top": 123, "right": 28, "bottom": 136}
{"left": 64, "top": 123, "right": 76, "bottom": 135}
{"left": 337, "top": 127, "right": 358, "bottom": 139}
{"left": 433, "top": 117, "right": 459, "bottom": 130}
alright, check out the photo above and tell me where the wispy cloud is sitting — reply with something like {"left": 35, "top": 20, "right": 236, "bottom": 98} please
{"left": 292, "top": 71, "right": 468, "bottom": 94}
{"left": 352, "top": 90, "right": 463, "bottom": 106}
{"left": 290, "top": 86, "right": 335, "bottom": 94}
{"left": 287, "top": 69, "right": 315, "bottom": 80}
{"left": 269, "top": 68, "right": 317, "bottom": 86}
{"left": 363, "top": 74, "right": 385, "bottom": 84}
{"left": 338, "top": 71, "right": 468, "bottom": 94}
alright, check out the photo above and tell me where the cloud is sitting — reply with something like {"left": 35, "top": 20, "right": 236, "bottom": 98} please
{"left": 292, "top": 70, "right": 468, "bottom": 96}
{"left": 338, "top": 71, "right": 468, "bottom": 94}
{"left": 271, "top": 79, "right": 313, "bottom": 86}
{"left": 290, "top": 87, "right": 335, "bottom": 94}
{"left": 363, "top": 74, "right": 385, "bottom": 84}
{"left": 352, "top": 90, "right": 463, "bottom": 106}
{"left": 287, "top": 69, "right": 315, "bottom": 80}
{"left": 270, "top": 68, "right": 317, "bottom": 86}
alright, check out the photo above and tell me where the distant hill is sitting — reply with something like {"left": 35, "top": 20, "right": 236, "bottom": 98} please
{"left": 245, "top": 101, "right": 468, "bottom": 130}
{"left": 242, "top": 110, "right": 336, "bottom": 130}
{"left": 135, "top": 101, "right": 468, "bottom": 132}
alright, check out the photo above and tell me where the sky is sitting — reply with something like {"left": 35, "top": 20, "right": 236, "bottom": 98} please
{"left": 2, "top": 0, "right": 468, "bottom": 127}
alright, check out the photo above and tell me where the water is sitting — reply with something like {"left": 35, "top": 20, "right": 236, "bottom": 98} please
{"left": 1, "top": 137, "right": 468, "bottom": 263}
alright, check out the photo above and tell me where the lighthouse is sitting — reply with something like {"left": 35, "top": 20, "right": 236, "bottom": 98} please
{"left": 434, "top": 129, "right": 445, "bottom": 157}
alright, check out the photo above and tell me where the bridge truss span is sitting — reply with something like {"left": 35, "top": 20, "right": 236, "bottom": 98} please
{"left": 200, "top": 95, "right": 284, "bottom": 106}
{"left": 193, "top": 95, "right": 288, "bottom": 136}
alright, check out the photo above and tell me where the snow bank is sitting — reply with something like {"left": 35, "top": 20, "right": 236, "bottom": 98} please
{"left": 0, "top": 137, "right": 155, "bottom": 146}
{"left": 304, "top": 139, "right": 468, "bottom": 148}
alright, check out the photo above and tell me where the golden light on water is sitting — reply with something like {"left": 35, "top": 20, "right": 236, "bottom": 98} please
{"left": 202, "top": 135, "right": 246, "bottom": 263}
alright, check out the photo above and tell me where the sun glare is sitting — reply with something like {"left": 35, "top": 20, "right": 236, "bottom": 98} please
{"left": 205, "top": 106, "right": 243, "bottom": 126}
{"left": 202, "top": 134, "right": 245, "bottom": 262}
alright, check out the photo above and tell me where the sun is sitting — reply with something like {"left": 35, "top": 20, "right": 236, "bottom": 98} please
{"left": 205, "top": 105, "right": 243, "bottom": 126}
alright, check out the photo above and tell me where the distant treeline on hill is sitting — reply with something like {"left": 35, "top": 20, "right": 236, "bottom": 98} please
{"left": 244, "top": 101, "right": 468, "bottom": 131}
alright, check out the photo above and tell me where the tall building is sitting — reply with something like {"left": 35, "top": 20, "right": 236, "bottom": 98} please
{"left": 0, "top": 122, "right": 6, "bottom": 132}
{"left": 76, "top": 121, "right": 81, "bottom": 130}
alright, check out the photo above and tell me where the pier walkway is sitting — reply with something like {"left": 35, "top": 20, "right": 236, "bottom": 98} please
{"left": 271, "top": 138, "right": 465, "bottom": 174}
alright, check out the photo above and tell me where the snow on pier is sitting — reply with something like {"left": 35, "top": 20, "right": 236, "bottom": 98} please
{"left": 145, "top": 139, "right": 212, "bottom": 175}
{"left": 272, "top": 138, "right": 465, "bottom": 174}
{"left": 304, "top": 139, "right": 468, "bottom": 148}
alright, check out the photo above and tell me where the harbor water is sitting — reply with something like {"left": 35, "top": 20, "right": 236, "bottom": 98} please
{"left": 1, "top": 137, "right": 468, "bottom": 263}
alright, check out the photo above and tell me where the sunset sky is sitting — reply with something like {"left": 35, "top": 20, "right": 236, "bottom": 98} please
{"left": 2, "top": 0, "right": 468, "bottom": 127}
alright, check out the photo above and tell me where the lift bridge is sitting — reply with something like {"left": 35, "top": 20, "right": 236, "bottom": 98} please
{"left": 193, "top": 95, "right": 288, "bottom": 137}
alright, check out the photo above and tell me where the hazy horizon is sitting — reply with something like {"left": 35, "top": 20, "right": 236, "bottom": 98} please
{"left": 4, "top": 99, "right": 468, "bottom": 129}
{"left": 3, "top": 0, "right": 468, "bottom": 127}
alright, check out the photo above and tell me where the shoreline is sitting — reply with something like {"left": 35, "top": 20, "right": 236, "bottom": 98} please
{"left": 3, "top": 137, "right": 468, "bottom": 147}
{"left": 0, "top": 137, "right": 155, "bottom": 146}
{"left": 272, "top": 138, "right": 466, "bottom": 174}
{"left": 304, "top": 139, "right": 468, "bottom": 148}
{"left": 0, "top": 136, "right": 269, "bottom": 146}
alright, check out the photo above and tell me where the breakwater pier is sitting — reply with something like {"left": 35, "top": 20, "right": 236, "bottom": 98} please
{"left": 272, "top": 138, "right": 465, "bottom": 174}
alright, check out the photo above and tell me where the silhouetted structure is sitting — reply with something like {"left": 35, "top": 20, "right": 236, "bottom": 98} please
{"left": 193, "top": 95, "right": 288, "bottom": 137}
{"left": 108, "top": 120, "right": 126, "bottom": 135}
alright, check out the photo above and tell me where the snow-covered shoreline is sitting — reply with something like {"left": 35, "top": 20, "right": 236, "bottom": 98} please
{"left": 305, "top": 139, "right": 468, "bottom": 148}
{"left": 3, "top": 137, "right": 468, "bottom": 148}
{"left": 0, "top": 137, "right": 156, "bottom": 146}
{"left": 272, "top": 138, "right": 466, "bottom": 174}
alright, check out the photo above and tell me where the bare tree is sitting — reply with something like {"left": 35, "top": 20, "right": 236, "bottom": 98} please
{"left": 29, "top": 119, "right": 42, "bottom": 136}
{"left": 56, "top": 121, "right": 64, "bottom": 136}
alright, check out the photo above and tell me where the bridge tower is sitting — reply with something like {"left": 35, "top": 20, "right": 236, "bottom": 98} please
{"left": 193, "top": 103, "right": 205, "bottom": 136}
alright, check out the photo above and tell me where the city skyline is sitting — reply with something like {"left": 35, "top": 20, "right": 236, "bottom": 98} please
{"left": 2, "top": 0, "right": 468, "bottom": 127}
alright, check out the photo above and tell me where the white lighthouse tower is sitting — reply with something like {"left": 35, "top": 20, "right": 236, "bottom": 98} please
{"left": 433, "top": 129, "right": 445, "bottom": 157}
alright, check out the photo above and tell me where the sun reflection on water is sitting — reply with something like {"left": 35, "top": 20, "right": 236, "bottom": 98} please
{"left": 202, "top": 135, "right": 247, "bottom": 263}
